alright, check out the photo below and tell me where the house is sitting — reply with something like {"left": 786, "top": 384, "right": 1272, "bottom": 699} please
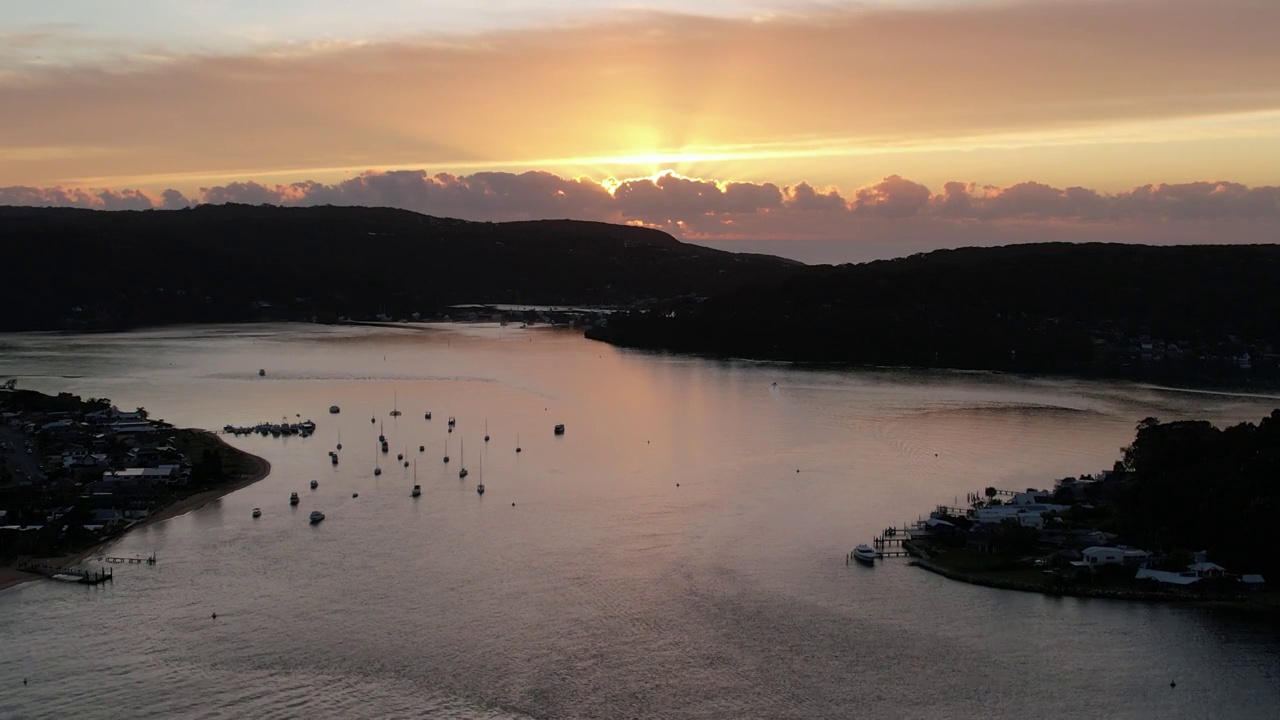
{"left": 972, "top": 502, "right": 1070, "bottom": 525}
{"left": 1241, "top": 574, "right": 1266, "bottom": 590}
{"left": 110, "top": 421, "right": 155, "bottom": 435}
{"left": 1082, "top": 546, "right": 1152, "bottom": 567}
{"left": 92, "top": 508, "right": 124, "bottom": 526}
{"left": 1009, "top": 490, "right": 1053, "bottom": 506}
{"left": 1135, "top": 568, "right": 1202, "bottom": 586}
{"left": 102, "top": 466, "right": 181, "bottom": 485}
{"left": 1187, "top": 562, "right": 1227, "bottom": 578}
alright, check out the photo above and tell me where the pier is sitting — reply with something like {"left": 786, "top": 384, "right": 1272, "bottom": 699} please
{"left": 19, "top": 564, "right": 113, "bottom": 585}
{"left": 849, "top": 524, "right": 928, "bottom": 562}
{"left": 101, "top": 552, "right": 156, "bottom": 565}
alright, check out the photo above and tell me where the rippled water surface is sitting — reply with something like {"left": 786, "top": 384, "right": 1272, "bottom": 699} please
{"left": 2, "top": 324, "right": 1278, "bottom": 719}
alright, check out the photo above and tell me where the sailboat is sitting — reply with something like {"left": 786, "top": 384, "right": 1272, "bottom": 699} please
{"left": 403, "top": 446, "right": 409, "bottom": 467}
{"left": 516, "top": 433, "right": 522, "bottom": 453}
{"left": 389, "top": 391, "right": 402, "bottom": 417}
{"left": 411, "top": 460, "right": 421, "bottom": 497}
{"left": 378, "top": 420, "right": 386, "bottom": 443}
{"left": 336, "top": 430, "right": 342, "bottom": 451}
{"left": 476, "top": 453, "right": 485, "bottom": 495}
{"left": 484, "top": 419, "right": 490, "bottom": 443}
{"left": 374, "top": 442, "right": 382, "bottom": 476}
{"left": 443, "top": 432, "right": 450, "bottom": 463}
{"left": 458, "top": 438, "right": 469, "bottom": 478}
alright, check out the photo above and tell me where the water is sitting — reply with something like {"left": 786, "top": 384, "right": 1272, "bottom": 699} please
{"left": 1, "top": 324, "right": 1277, "bottom": 719}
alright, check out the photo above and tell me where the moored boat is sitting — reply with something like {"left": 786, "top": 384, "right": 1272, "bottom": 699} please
{"left": 852, "top": 544, "right": 877, "bottom": 564}
{"left": 252, "top": 508, "right": 261, "bottom": 518}
{"left": 309, "top": 510, "right": 325, "bottom": 524}
{"left": 290, "top": 492, "right": 300, "bottom": 505}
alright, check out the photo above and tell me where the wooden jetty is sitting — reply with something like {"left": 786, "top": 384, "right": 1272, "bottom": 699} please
{"left": 101, "top": 552, "right": 156, "bottom": 565}
{"left": 848, "top": 524, "right": 928, "bottom": 562}
{"left": 19, "top": 564, "right": 113, "bottom": 585}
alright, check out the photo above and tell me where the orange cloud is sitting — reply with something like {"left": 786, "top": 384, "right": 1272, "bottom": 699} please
{"left": 6, "top": 171, "right": 1280, "bottom": 251}
{"left": 1, "top": 0, "right": 1278, "bottom": 191}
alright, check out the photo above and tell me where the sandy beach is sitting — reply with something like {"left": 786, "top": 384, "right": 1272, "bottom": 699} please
{"left": 0, "top": 434, "right": 270, "bottom": 593}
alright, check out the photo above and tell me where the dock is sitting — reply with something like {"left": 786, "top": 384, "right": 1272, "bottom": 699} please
{"left": 849, "top": 524, "right": 928, "bottom": 562}
{"left": 19, "top": 564, "right": 113, "bottom": 585}
{"left": 101, "top": 552, "right": 156, "bottom": 565}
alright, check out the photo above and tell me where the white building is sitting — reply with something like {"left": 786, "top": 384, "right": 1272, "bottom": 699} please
{"left": 1082, "top": 546, "right": 1152, "bottom": 567}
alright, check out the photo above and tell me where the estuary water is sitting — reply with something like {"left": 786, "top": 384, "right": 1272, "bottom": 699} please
{"left": 1, "top": 323, "right": 1277, "bottom": 719}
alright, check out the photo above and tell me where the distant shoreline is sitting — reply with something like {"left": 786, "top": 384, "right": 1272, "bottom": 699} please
{"left": 0, "top": 433, "right": 270, "bottom": 593}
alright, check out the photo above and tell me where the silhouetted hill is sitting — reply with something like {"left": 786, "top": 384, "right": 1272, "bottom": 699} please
{"left": 589, "top": 243, "right": 1280, "bottom": 385}
{"left": 0, "top": 204, "right": 799, "bottom": 330}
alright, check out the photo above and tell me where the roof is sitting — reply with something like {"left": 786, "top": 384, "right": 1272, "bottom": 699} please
{"left": 1135, "top": 569, "right": 1202, "bottom": 586}
{"left": 1242, "top": 574, "right": 1266, "bottom": 584}
{"left": 1188, "top": 562, "right": 1226, "bottom": 573}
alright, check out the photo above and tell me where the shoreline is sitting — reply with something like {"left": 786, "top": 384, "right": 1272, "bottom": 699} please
{"left": 908, "top": 556, "right": 1278, "bottom": 612}
{"left": 0, "top": 432, "right": 270, "bottom": 593}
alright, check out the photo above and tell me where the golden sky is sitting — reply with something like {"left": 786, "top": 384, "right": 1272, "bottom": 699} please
{"left": 2, "top": 0, "right": 1279, "bottom": 246}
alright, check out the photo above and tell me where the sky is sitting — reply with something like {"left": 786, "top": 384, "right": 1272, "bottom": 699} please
{"left": 3, "top": 0, "right": 1280, "bottom": 260}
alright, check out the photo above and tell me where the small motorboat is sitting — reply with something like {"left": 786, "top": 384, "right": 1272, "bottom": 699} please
{"left": 419, "top": 445, "right": 425, "bottom": 452}
{"left": 331, "top": 455, "right": 339, "bottom": 465}
{"left": 852, "top": 544, "right": 877, "bottom": 565}
{"left": 374, "top": 467, "right": 382, "bottom": 476}
{"left": 252, "top": 508, "right": 261, "bottom": 518}
{"left": 289, "top": 492, "right": 300, "bottom": 505}
{"left": 403, "top": 459, "right": 409, "bottom": 467}
{"left": 352, "top": 492, "right": 359, "bottom": 498}
{"left": 309, "top": 510, "right": 325, "bottom": 524}
{"left": 258, "top": 369, "right": 266, "bottom": 377}
{"left": 447, "top": 417, "right": 456, "bottom": 427}
{"left": 424, "top": 411, "right": 432, "bottom": 420}
{"left": 310, "top": 479, "right": 319, "bottom": 489}
{"left": 554, "top": 424, "right": 565, "bottom": 435}
{"left": 329, "top": 405, "right": 340, "bottom": 414}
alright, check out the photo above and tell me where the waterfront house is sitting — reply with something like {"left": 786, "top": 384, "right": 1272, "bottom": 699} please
{"left": 1134, "top": 568, "right": 1202, "bottom": 586}
{"left": 1082, "top": 546, "right": 1152, "bottom": 567}
{"left": 92, "top": 508, "right": 124, "bottom": 526}
{"left": 1187, "top": 562, "right": 1227, "bottom": 578}
{"left": 1241, "top": 574, "right": 1266, "bottom": 590}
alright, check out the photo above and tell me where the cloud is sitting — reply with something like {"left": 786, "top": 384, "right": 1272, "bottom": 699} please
{"left": 1, "top": 0, "right": 1279, "bottom": 189}
{"left": 6, "top": 171, "right": 1280, "bottom": 250}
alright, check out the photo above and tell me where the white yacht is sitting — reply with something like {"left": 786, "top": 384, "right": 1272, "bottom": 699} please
{"left": 852, "top": 544, "right": 877, "bottom": 564}
{"left": 309, "top": 510, "right": 325, "bottom": 524}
